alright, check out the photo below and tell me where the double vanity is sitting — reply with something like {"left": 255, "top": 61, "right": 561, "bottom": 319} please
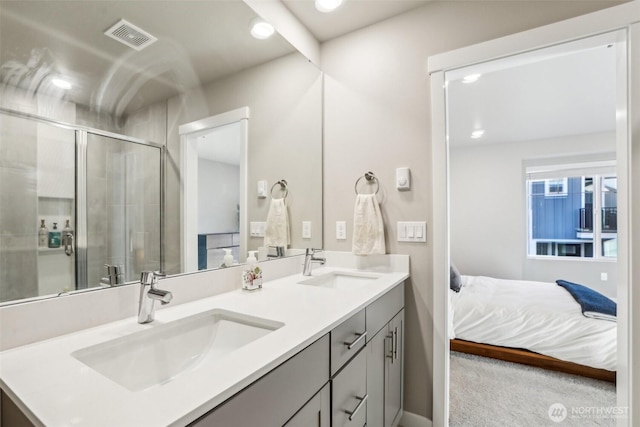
{"left": 0, "top": 252, "right": 408, "bottom": 427}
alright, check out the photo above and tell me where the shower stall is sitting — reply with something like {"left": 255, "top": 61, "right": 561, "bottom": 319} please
{"left": 0, "top": 109, "right": 163, "bottom": 303}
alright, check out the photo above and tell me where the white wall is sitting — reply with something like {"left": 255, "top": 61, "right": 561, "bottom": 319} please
{"left": 320, "top": 1, "right": 624, "bottom": 420}
{"left": 197, "top": 159, "right": 240, "bottom": 234}
{"left": 450, "top": 132, "right": 617, "bottom": 297}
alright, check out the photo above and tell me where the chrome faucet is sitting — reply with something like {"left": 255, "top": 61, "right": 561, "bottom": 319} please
{"left": 138, "top": 271, "right": 173, "bottom": 324}
{"left": 303, "top": 248, "right": 325, "bottom": 276}
{"left": 267, "top": 246, "right": 285, "bottom": 259}
{"left": 101, "top": 264, "right": 124, "bottom": 286}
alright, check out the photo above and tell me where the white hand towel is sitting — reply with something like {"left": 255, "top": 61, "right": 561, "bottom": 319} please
{"left": 264, "top": 198, "right": 290, "bottom": 248}
{"left": 352, "top": 194, "right": 385, "bottom": 255}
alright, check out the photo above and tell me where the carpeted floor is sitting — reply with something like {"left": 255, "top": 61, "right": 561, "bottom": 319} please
{"left": 449, "top": 351, "right": 617, "bottom": 427}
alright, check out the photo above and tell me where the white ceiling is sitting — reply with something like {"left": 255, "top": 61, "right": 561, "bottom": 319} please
{"left": 1, "top": 0, "right": 620, "bottom": 136}
{"left": 446, "top": 34, "right": 618, "bottom": 147}
{"left": 282, "top": 0, "right": 429, "bottom": 42}
{"left": 281, "top": 0, "right": 619, "bottom": 147}
{"left": 0, "top": 1, "right": 297, "bottom": 117}
{"left": 0, "top": 0, "right": 431, "bottom": 118}
{"left": 197, "top": 122, "right": 242, "bottom": 166}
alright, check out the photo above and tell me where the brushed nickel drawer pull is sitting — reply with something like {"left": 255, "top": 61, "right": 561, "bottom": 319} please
{"left": 386, "top": 333, "right": 394, "bottom": 359}
{"left": 345, "top": 394, "right": 368, "bottom": 421}
{"left": 344, "top": 331, "right": 367, "bottom": 350}
{"left": 393, "top": 326, "right": 399, "bottom": 362}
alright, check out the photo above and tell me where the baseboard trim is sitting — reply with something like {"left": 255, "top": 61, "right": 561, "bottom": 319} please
{"left": 400, "top": 411, "right": 432, "bottom": 427}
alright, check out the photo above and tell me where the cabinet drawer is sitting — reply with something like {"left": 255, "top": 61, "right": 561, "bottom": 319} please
{"left": 332, "top": 349, "right": 367, "bottom": 427}
{"left": 192, "top": 334, "right": 329, "bottom": 426}
{"left": 366, "top": 282, "right": 404, "bottom": 341}
{"left": 330, "top": 309, "right": 366, "bottom": 376}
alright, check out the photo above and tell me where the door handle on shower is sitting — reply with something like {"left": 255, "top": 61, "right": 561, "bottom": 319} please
{"left": 64, "top": 233, "right": 74, "bottom": 256}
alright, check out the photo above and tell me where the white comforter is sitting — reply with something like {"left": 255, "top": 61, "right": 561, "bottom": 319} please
{"left": 449, "top": 275, "right": 617, "bottom": 371}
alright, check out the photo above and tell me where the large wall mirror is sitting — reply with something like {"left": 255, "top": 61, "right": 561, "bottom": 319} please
{"left": 0, "top": 0, "right": 323, "bottom": 305}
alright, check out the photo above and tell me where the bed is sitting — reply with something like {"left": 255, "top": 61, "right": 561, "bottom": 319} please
{"left": 449, "top": 275, "right": 617, "bottom": 382}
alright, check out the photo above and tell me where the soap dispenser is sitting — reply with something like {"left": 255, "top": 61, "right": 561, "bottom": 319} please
{"left": 242, "top": 251, "right": 262, "bottom": 291}
{"left": 222, "top": 248, "right": 234, "bottom": 267}
{"left": 38, "top": 219, "right": 48, "bottom": 248}
{"left": 48, "top": 222, "right": 61, "bottom": 248}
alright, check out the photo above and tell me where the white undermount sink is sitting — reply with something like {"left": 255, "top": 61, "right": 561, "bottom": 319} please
{"left": 71, "top": 309, "right": 284, "bottom": 392}
{"left": 297, "top": 271, "right": 381, "bottom": 289}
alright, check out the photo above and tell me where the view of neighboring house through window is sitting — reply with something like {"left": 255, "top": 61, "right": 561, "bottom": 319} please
{"left": 526, "top": 160, "right": 617, "bottom": 259}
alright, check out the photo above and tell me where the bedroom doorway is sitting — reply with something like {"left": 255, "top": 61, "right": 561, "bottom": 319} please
{"left": 429, "top": 3, "right": 638, "bottom": 426}
{"left": 179, "top": 107, "right": 249, "bottom": 273}
{"left": 445, "top": 33, "right": 620, "bottom": 425}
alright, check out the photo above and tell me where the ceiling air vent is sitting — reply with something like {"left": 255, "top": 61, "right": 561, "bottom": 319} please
{"left": 104, "top": 19, "right": 157, "bottom": 51}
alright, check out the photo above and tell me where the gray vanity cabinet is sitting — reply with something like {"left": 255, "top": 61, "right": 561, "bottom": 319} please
{"left": 385, "top": 310, "right": 404, "bottom": 427}
{"left": 332, "top": 283, "right": 405, "bottom": 427}
{"left": 330, "top": 309, "right": 368, "bottom": 427}
{"left": 191, "top": 282, "right": 404, "bottom": 427}
{"left": 331, "top": 349, "right": 367, "bottom": 427}
{"left": 366, "top": 310, "right": 404, "bottom": 427}
{"left": 366, "top": 328, "right": 387, "bottom": 427}
{"left": 284, "top": 383, "right": 330, "bottom": 427}
{"left": 190, "top": 334, "right": 329, "bottom": 427}
{"left": 366, "top": 284, "right": 405, "bottom": 427}
{"left": 330, "top": 309, "right": 366, "bottom": 376}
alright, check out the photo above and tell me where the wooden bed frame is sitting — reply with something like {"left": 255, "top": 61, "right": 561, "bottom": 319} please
{"left": 451, "top": 339, "right": 616, "bottom": 383}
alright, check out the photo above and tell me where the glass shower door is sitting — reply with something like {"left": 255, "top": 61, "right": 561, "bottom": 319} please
{"left": 0, "top": 113, "right": 76, "bottom": 302}
{"left": 83, "top": 133, "right": 162, "bottom": 288}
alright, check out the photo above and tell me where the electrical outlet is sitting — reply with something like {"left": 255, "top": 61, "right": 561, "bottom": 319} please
{"left": 302, "top": 221, "right": 311, "bottom": 239}
{"left": 336, "top": 221, "right": 347, "bottom": 240}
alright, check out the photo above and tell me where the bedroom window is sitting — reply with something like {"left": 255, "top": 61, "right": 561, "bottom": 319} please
{"left": 526, "top": 160, "right": 617, "bottom": 260}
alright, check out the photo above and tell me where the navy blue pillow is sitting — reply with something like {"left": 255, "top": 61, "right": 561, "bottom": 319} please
{"left": 450, "top": 264, "right": 462, "bottom": 292}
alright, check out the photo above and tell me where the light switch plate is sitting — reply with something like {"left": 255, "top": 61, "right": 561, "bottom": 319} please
{"left": 257, "top": 180, "right": 268, "bottom": 199}
{"left": 302, "top": 221, "right": 312, "bottom": 239}
{"left": 397, "top": 221, "right": 426, "bottom": 242}
{"left": 336, "top": 221, "right": 347, "bottom": 240}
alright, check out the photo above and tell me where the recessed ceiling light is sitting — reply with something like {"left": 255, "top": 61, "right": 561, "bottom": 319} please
{"left": 471, "top": 129, "right": 485, "bottom": 139}
{"left": 250, "top": 18, "right": 275, "bottom": 40}
{"left": 462, "top": 74, "right": 481, "bottom": 84}
{"left": 51, "top": 78, "right": 72, "bottom": 90}
{"left": 315, "top": 0, "right": 343, "bottom": 13}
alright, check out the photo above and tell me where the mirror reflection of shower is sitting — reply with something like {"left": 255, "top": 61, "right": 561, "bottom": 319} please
{"left": 0, "top": 111, "right": 162, "bottom": 303}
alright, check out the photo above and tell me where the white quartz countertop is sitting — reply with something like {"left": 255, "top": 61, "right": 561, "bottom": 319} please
{"left": 0, "top": 266, "right": 407, "bottom": 427}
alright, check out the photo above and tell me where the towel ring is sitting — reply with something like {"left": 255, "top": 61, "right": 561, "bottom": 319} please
{"left": 354, "top": 172, "right": 379, "bottom": 195}
{"left": 270, "top": 179, "right": 288, "bottom": 199}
